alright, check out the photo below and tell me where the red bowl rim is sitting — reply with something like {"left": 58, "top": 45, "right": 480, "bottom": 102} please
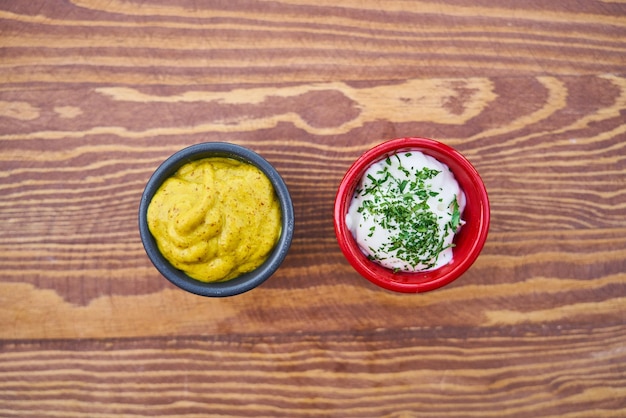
{"left": 333, "top": 137, "right": 490, "bottom": 293}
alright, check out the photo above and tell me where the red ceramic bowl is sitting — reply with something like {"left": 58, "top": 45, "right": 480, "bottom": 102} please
{"left": 334, "top": 137, "right": 490, "bottom": 293}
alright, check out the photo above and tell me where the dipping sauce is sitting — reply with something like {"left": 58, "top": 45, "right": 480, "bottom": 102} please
{"left": 346, "top": 151, "right": 465, "bottom": 272}
{"left": 147, "top": 157, "right": 281, "bottom": 282}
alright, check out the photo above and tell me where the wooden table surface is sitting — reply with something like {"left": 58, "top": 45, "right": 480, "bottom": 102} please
{"left": 1, "top": 1, "right": 626, "bottom": 417}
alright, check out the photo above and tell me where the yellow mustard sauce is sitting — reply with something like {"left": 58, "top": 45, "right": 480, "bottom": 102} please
{"left": 147, "top": 157, "right": 281, "bottom": 282}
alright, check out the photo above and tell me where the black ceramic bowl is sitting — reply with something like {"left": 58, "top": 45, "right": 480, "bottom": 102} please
{"left": 139, "top": 142, "right": 294, "bottom": 297}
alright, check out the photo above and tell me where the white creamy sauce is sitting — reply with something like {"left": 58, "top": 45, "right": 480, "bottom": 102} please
{"left": 346, "top": 151, "right": 466, "bottom": 272}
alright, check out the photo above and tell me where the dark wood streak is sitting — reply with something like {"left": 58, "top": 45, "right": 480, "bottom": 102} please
{"left": 1, "top": 0, "right": 625, "bottom": 416}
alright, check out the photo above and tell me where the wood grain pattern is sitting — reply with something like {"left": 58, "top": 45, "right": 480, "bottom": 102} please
{"left": 1, "top": 326, "right": 625, "bottom": 417}
{"left": 1, "top": 0, "right": 625, "bottom": 416}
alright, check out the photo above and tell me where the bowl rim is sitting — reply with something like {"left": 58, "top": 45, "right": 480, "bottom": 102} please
{"left": 333, "top": 137, "right": 490, "bottom": 293}
{"left": 139, "top": 142, "right": 294, "bottom": 297}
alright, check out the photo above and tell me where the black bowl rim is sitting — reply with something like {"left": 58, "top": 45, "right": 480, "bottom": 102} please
{"left": 138, "top": 142, "right": 294, "bottom": 297}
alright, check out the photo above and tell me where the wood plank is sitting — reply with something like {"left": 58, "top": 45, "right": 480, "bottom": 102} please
{"left": 1, "top": 325, "right": 625, "bottom": 417}
{"left": 1, "top": 0, "right": 624, "bottom": 85}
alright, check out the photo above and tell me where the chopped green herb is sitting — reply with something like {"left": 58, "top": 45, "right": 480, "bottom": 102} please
{"left": 356, "top": 156, "right": 452, "bottom": 270}
{"left": 450, "top": 196, "right": 461, "bottom": 230}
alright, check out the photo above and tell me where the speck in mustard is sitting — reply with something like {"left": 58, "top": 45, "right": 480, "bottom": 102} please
{"left": 147, "top": 157, "right": 281, "bottom": 282}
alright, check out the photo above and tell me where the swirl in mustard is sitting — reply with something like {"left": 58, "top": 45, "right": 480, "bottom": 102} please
{"left": 147, "top": 157, "right": 281, "bottom": 282}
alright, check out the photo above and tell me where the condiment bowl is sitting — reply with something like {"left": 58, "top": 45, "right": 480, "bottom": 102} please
{"left": 139, "top": 142, "right": 294, "bottom": 297}
{"left": 334, "top": 137, "right": 490, "bottom": 293}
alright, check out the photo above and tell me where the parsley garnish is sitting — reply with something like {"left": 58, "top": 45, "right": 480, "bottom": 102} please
{"left": 450, "top": 196, "right": 461, "bottom": 231}
{"left": 355, "top": 153, "right": 460, "bottom": 271}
